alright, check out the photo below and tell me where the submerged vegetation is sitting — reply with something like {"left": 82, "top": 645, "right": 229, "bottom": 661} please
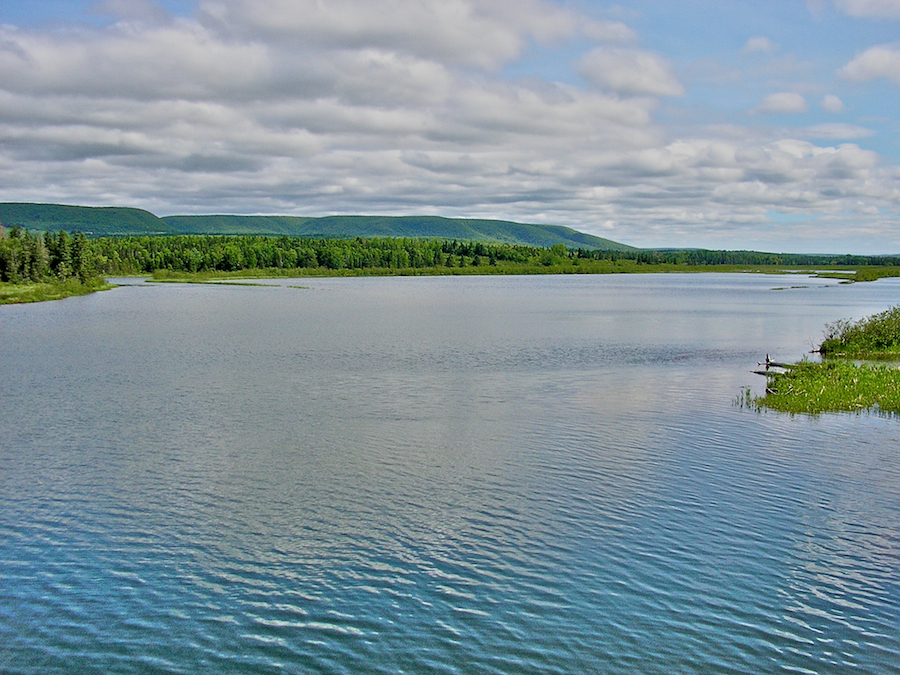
{"left": 755, "top": 306, "right": 900, "bottom": 415}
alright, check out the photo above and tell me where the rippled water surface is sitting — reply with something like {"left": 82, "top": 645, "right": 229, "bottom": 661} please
{"left": 1, "top": 273, "right": 899, "bottom": 674}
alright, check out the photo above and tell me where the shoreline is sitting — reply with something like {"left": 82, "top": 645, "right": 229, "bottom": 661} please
{"left": 751, "top": 305, "right": 900, "bottom": 416}
{"left": 3, "top": 264, "right": 898, "bottom": 306}
{"left": 0, "top": 278, "right": 113, "bottom": 305}
{"left": 146, "top": 263, "right": 898, "bottom": 283}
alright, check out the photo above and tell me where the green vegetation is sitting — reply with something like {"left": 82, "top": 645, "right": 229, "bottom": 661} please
{"left": 819, "top": 305, "right": 900, "bottom": 357}
{"left": 0, "top": 277, "right": 111, "bottom": 305}
{"left": 814, "top": 267, "right": 900, "bottom": 283}
{"left": 1, "top": 227, "right": 98, "bottom": 283}
{"left": 4, "top": 202, "right": 900, "bottom": 274}
{"left": 75, "top": 234, "right": 900, "bottom": 279}
{"left": 4, "top": 208, "right": 900, "bottom": 305}
{"left": 0, "top": 203, "right": 633, "bottom": 249}
{"left": 755, "top": 360, "right": 900, "bottom": 415}
{"left": 0, "top": 203, "right": 175, "bottom": 236}
{"left": 160, "top": 214, "right": 635, "bottom": 250}
{"left": 0, "top": 225, "right": 111, "bottom": 304}
{"left": 93, "top": 235, "right": 550, "bottom": 275}
{"left": 754, "top": 305, "right": 900, "bottom": 415}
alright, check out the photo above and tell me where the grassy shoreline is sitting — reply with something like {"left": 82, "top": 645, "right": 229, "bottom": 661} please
{"left": 0, "top": 278, "right": 113, "bottom": 305}
{"left": 753, "top": 360, "right": 900, "bottom": 414}
{"left": 753, "top": 306, "right": 900, "bottom": 415}
{"left": 147, "top": 262, "right": 900, "bottom": 282}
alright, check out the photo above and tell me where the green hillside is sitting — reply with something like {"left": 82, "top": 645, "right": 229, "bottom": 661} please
{"left": 162, "top": 214, "right": 636, "bottom": 251}
{"left": 0, "top": 203, "right": 175, "bottom": 236}
{"left": 160, "top": 214, "right": 313, "bottom": 236}
{"left": 0, "top": 203, "right": 635, "bottom": 250}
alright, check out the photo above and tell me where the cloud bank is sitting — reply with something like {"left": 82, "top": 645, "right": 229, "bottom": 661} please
{"left": 0, "top": 0, "right": 897, "bottom": 253}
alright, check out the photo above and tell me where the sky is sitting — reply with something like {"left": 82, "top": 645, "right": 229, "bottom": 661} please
{"left": 0, "top": 1, "right": 898, "bottom": 253}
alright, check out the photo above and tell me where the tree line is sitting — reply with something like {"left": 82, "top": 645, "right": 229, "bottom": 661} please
{"left": 0, "top": 226, "right": 95, "bottom": 283}
{"left": 593, "top": 248, "right": 900, "bottom": 267}
{"left": 4, "top": 227, "right": 900, "bottom": 281}
{"left": 88, "top": 235, "right": 541, "bottom": 274}
{"left": 87, "top": 235, "right": 900, "bottom": 273}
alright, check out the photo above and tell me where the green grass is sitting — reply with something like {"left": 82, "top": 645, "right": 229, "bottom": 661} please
{"left": 752, "top": 304, "right": 900, "bottom": 415}
{"left": 0, "top": 278, "right": 113, "bottom": 305}
{"left": 813, "top": 267, "right": 900, "bottom": 283}
{"left": 754, "top": 360, "right": 900, "bottom": 415}
{"left": 846, "top": 267, "right": 900, "bottom": 283}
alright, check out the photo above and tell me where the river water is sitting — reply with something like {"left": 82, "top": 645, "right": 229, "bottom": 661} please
{"left": 1, "top": 273, "right": 899, "bottom": 674}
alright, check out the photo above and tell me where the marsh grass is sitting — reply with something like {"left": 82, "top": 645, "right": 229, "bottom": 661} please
{"left": 849, "top": 267, "right": 900, "bottom": 283}
{"left": 0, "top": 278, "right": 112, "bottom": 305}
{"left": 753, "top": 304, "right": 900, "bottom": 415}
{"left": 757, "top": 360, "right": 900, "bottom": 415}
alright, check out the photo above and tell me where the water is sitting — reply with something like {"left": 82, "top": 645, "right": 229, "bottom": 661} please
{"left": 1, "top": 273, "right": 899, "bottom": 674}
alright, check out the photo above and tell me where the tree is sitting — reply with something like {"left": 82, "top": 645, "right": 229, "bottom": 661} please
{"left": 71, "top": 231, "right": 93, "bottom": 282}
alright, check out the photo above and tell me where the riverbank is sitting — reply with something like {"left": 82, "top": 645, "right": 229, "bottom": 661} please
{"left": 0, "top": 278, "right": 112, "bottom": 305}
{"left": 754, "top": 360, "right": 900, "bottom": 414}
{"left": 148, "top": 262, "right": 899, "bottom": 282}
{"left": 754, "top": 305, "right": 900, "bottom": 415}
{"left": 2, "top": 263, "right": 897, "bottom": 305}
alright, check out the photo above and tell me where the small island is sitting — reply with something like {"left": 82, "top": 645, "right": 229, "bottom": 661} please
{"left": 754, "top": 306, "right": 900, "bottom": 415}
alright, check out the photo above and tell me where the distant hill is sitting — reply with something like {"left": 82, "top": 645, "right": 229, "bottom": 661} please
{"left": 162, "top": 214, "right": 637, "bottom": 251}
{"left": 0, "top": 203, "right": 636, "bottom": 251}
{"left": 0, "top": 203, "right": 176, "bottom": 236}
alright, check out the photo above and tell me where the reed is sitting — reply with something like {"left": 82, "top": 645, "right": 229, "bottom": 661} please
{"left": 754, "top": 305, "right": 900, "bottom": 415}
{"left": 757, "top": 360, "right": 900, "bottom": 415}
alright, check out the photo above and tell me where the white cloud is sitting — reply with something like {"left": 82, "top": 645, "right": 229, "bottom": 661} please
{"left": 578, "top": 47, "right": 684, "bottom": 97}
{"left": 743, "top": 36, "right": 777, "bottom": 54}
{"left": 0, "top": 24, "right": 272, "bottom": 99}
{"left": 820, "top": 94, "right": 845, "bottom": 112}
{"left": 839, "top": 44, "right": 900, "bottom": 84}
{"left": 832, "top": 0, "right": 900, "bottom": 18}
{"left": 813, "top": 143, "right": 879, "bottom": 180}
{"left": 755, "top": 92, "right": 808, "bottom": 115}
{"left": 198, "top": 0, "right": 580, "bottom": 71}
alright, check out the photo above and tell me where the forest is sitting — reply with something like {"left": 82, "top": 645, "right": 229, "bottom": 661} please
{"left": 4, "top": 228, "right": 900, "bottom": 284}
{"left": 0, "top": 227, "right": 95, "bottom": 283}
{"left": 80, "top": 234, "right": 900, "bottom": 276}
